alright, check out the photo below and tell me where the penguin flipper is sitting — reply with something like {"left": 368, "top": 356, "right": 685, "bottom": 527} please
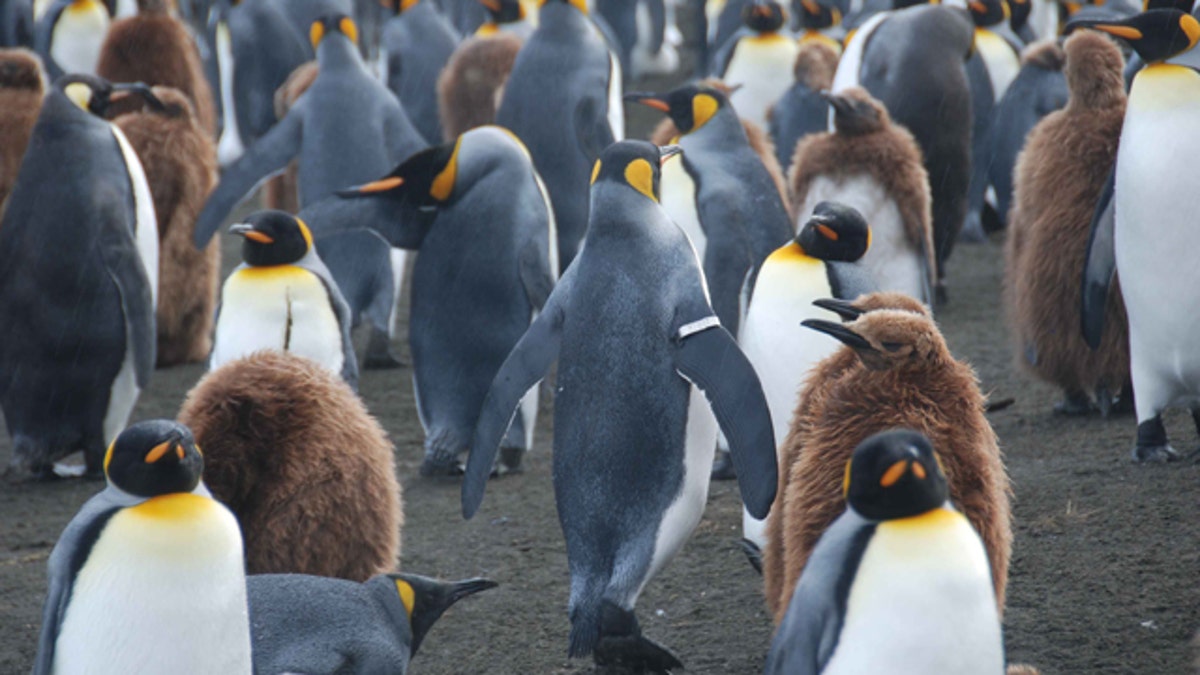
{"left": 310, "top": 260, "right": 360, "bottom": 392}
{"left": 1080, "top": 167, "right": 1117, "bottom": 350}
{"left": 193, "top": 111, "right": 303, "bottom": 247}
{"left": 518, "top": 234, "right": 556, "bottom": 311}
{"left": 574, "top": 95, "right": 616, "bottom": 164}
{"left": 383, "top": 103, "right": 428, "bottom": 164}
{"left": 673, "top": 322, "right": 777, "bottom": 519}
{"left": 101, "top": 217, "right": 156, "bottom": 387}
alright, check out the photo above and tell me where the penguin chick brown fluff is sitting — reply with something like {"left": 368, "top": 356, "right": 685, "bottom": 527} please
{"left": 1005, "top": 30, "right": 1129, "bottom": 416}
{"left": 0, "top": 48, "right": 42, "bottom": 214}
{"left": 178, "top": 350, "right": 402, "bottom": 581}
{"left": 436, "top": 32, "right": 522, "bottom": 140}
{"left": 765, "top": 429, "right": 1005, "bottom": 674}
{"left": 32, "top": 420, "right": 252, "bottom": 675}
{"left": 774, "top": 308, "right": 1012, "bottom": 621}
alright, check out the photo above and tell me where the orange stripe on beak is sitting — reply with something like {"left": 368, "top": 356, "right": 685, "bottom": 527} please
{"left": 880, "top": 460, "right": 908, "bottom": 487}
{"left": 817, "top": 224, "right": 839, "bottom": 241}
{"left": 359, "top": 176, "right": 405, "bottom": 193}
{"left": 640, "top": 99, "right": 670, "bottom": 112}
{"left": 243, "top": 231, "right": 274, "bottom": 244}
{"left": 144, "top": 441, "right": 173, "bottom": 464}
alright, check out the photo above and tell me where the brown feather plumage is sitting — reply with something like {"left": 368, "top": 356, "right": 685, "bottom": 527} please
{"left": 437, "top": 33, "right": 522, "bottom": 141}
{"left": 1004, "top": 31, "right": 1128, "bottom": 403}
{"left": 178, "top": 351, "right": 403, "bottom": 581}
{"left": 113, "top": 86, "right": 219, "bottom": 366}
{"left": 0, "top": 49, "right": 43, "bottom": 221}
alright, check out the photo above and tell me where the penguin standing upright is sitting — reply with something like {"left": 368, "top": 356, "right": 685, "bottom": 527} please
{"left": 0, "top": 75, "right": 158, "bottom": 479}
{"left": 476, "top": 0, "right": 534, "bottom": 38}
{"left": 32, "top": 420, "right": 252, "bottom": 675}
{"left": 463, "top": 141, "right": 777, "bottom": 671}
{"left": 717, "top": 1, "right": 800, "bottom": 129}
{"left": 594, "top": 0, "right": 679, "bottom": 78}
{"left": 766, "top": 429, "right": 1005, "bottom": 674}
{"left": 0, "top": 48, "right": 44, "bottom": 212}
{"left": 1073, "top": 10, "right": 1200, "bottom": 461}
{"left": 437, "top": 31, "right": 523, "bottom": 139}
{"left": 34, "top": 0, "right": 112, "bottom": 79}
{"left": 793, "top": 0, "right": 843, "bottom": 50}
{"left": 768, "top": 40, "right": 838, "bottom": 173}
{"left": 1005, "top": 30, "right": 1128, "bottom": 415}
{"left": 494, "top": 0, "right": 622, "bottom": 271}
{"left": 194, "top": 14, "right": 426, "bottom": 243}
{"left": 209, "top": 210, "right": 359, "bottom": 388}
{"left": 790, "top": 87, "right": 936, "bottom": 306}
{"left": 738, "top": 201, "right": 876, "bottom": 548}
{"left": 381, "top": 0, "right": 460, "bottom": 144}
{"left": 0, "top": 0, "right": 35, "bottom": 46}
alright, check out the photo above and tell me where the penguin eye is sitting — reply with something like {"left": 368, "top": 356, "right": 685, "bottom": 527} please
{"left": 881, "top": 341, "right": 905, "bottom": 352}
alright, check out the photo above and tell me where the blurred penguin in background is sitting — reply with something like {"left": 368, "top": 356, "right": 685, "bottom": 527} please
{"left": 0, "top": 49, "right": 44, "bottom": 213}
{"left": 35, "top": 0, "right": 112, "bottom": 79}
{"left": 437, "top": 30, "right": 523, "bottom": 139}
{"left": 768, "top": 40, "right": 838, "bottom": 174}
{"left": 0, "top": 0, "right": 36, "bottom": 46}
{"left": 715, "top": 0, "right": 800, "bottom": 129}
{"left": 381, "top": 0, "right": 459, "bottom": 145}
{"left": 476, "top": 0, "right": 535, "bottom": 38}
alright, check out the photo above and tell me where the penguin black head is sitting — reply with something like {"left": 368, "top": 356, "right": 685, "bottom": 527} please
{"left": 802, "top": 308, "right": 948, "bottom": 371}
{"left": 844, "top": 429, "right": 948, "bottom": 521}
{"left": 968, "top": 0, "right": 1010, "bottom": 27}
{"left": 338, "top": 138, "right": 461, "bottom": 208}
{"left": 795, "top": 201, "right": 871, "bottom": 262}
{"left": 479, "top": 0, "right": 524, "bottom": 22}
{"left": 310, "top": 13, "right": 359, "bottom": 50}
{"left": 892, "top": 0, "right": 926, "bottom": 10}
{"left": 378, "top": 574, "right": 498, "bottom": 654}
{"left": 743, "top": 0, "right": 787, "bottom": 31}
{"left": 813, "top": 292, "right": 932, "bottom": 322}
{"left": 626, "top": 84, "right": 731, "bottom": 134}
{"left": 1008, "top": 0, "right": 1031, "bottom": 31}
{"left": 56, "top": 75, "right": 165, "bottom": 117}
{"left": 1066, "top": 9, "right": 1200, "bottom": 62}
{"left": 796, "top": 0, "right": 842, "bottom": 29}
{"left": 1144, "top": 0, "right": 1194, "bottom": 11}
{"left": 821, "top": 87, "right": 888, "bottom": 135}
{"left": 540, "top": 0, "right": 588, "bottom": 14}
{"left": 230, "top": 210, "right": 314, "bottom": 266}
{"left": 104, "top": 420, "right": 204, "bottom": 498}
{"left": 589, "top": 140, "right": 682, "bottom": 203}
{"left": 384, "top": 0, "right": 419, "bottom": 12}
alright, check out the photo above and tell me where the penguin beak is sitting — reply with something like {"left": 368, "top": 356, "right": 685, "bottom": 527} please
{"left": 144, "top": 439, "right": 183, "bottom": 464}
{"left": 478, "top": 0, "right": 501, "bottom": 10}
{"left": 658, "top": 145, "right": 683, "bottom": 165}
{"left": 111, "top": 82, "right": 166, "bottom": 112}
{"left": 969, "top": 0, "right": 986, "bottom": 13}
{"left": 625, "top": 92, "right": 671, "bottom": 112}
{"left": 1063, "top": 19, "right": 1140, "bottom": 39}
{"left": 819, "top": 90, "right": 853, "bottom": 116}
{"left": 813, "top": 298, "right": 864, "bottom": 322}
{"left": 801, "top": 318, "right": 874, "bottom": 350}
{"left": 340, "top": 176, "right": 405, "bottom": 197}
{"left": 801, "top": 0, "right": 821, "bottom": 15}
{"left": 229, "top": 222, "right": 274, "bottom": 244}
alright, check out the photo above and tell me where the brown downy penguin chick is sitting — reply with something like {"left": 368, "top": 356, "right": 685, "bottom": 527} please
{"left": 112, "top": 86, "right": 219, "bottom": 367}
{"left": 263, "top": 61, "right": 318, "bottom": 213}
{"left": 789, "top": 86, "right": 936, "bottom": 306}
{"left": 0, "top": 48, "right": 43, "bottom": 216}
{"left": 96, "top": 0, "right": 216, "bottom": 136}
{"left": 178, "top": 351, "right": 402, "bottom": 581}
{"left": 761, "top": 291, "right": 929, "bottom": 618}
{"left": 648, "top": 77, "right": 789, "bottom": 203}
{"left": 436, "top": 32, "right": 522, "bottom": 141}
{"left": 773, "top": 308, "right": 1012, "bottom": 623}
{"left": 1004, "top": 30, "right": 1129, "bottom": 416}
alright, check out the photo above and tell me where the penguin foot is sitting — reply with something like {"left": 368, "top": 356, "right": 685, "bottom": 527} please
{"left": 363, "top": 351, "right": 406, "bottom": 370}
{"left": 739, "top": 538, "right": 763, "bottom": 575}
{"left": 1131, "top": 445, "right": 1180, "bottom": 463}
{"left": 420, "top": 452, "right": 466, "bottom": 477}
{"left": 1053, "top": 392, "right": 1094, "bottom": 417}
{"left": 594, "top": 635, "right": 684, "bottom": 674}
{"left": 492, "top": 446, "right": 525, "bottom": 476}
{"left": 1095, "top": 386, "right": 1114, "bottom": 419}
{"left": 710, "top": 450, "right": 736, "bottom": 481}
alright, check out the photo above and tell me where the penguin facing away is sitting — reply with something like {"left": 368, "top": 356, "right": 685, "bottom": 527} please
{"left": 768, "top": 40, "right": 839, "bottom": 174}
{"left": 246, "top": 573, "right": 497, "bottom": 674}
{"left": 32, "top": 420, "right": 252, "bottom": 675}
{"left": 381, "top": 0, "right": 460, "bottom": 144}
{"left": 0, "top": 75, "right": 158, "bottom": 479}
{"left": 463, "top": 141, "right": 777, "bottom": 671}
{"left": 0, "top": 48, "right": 44, "bottom": 214}
{"left": 437, "top": 31, "right": 523, "bottom": 140}
{"left": 765, "top": 429, "right": 1004, "bottom": 674}
{"left": 209, "top": 210, "right": 359, "bottom": 389}
{"left": 315, "top": 228, "right": 405, "bottom": 370}
{"left": 1005, "top": 30, "right": 1129, "bottom": 416}
{"left": 34, "top": 0, "right": 112, "bottom": 80}
{"left": 1073, "top": 10, "right": 1200, "bottom": 462}
{"left": 789, "top": 86, "right": 936, "bottom": 306}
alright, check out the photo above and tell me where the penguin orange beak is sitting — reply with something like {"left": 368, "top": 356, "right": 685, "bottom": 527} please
{"left": 880, "top": 459, "right": 927, "bottom": 487}
{"left": 969, "top": 0, "right": 987, "bottom": 13}
{"left": 813, "top": 298, "right": 864, "bottom": 321}
{"left": 229, "top": 222, "right": 274, "bottom": 244}
{"left": 144, "top": 441, "right": 184, "bottom": 463}
{"left": 478, "top": 0, "right": 501, "bottom": 10}
{"left": 625, "top": 92, "right": 671, "bottom": 112}
{"left": 801, "top": 318, "right": 873, "bottom": 350}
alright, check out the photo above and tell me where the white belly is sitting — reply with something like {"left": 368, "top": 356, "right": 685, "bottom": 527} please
{"left": 606, "top": 50, "right": 626, "bottom": 142}
{"left": 976, "top": 29, "right": 1019, "bottom": 101}
{"left": 215, "top": 22, "right": 245, "bottom": 167}
{"left": 800, "top": 174, "right": 926, "bottom": 302}
{"left": 211, "top": 266, "right": 345, "bottom": 374}
{"left": 110, "top": 126, "right": 159, "bottom": 310}
{"left": 661, "top": 160, "right": 704, "bottom": 261}
{"left": 823, "top": 509, "right": 1004, "bottom": 674}
{"left": 724, "top": 36, "right": 800, "bottom": 129}
{"left": 50, "top": 3, "right": 109, "bottom": 75}
{"left": 630, "top": 1, "right": 679, "bottom": 78}
{"left": 53, "top": 495, "right": 252, "bottom": 675}
{"left": 388, "top": 248, "right": 408, "bottom": 335}
{"left": 1027, "top": 0, "right": 1057, "bottom": 41}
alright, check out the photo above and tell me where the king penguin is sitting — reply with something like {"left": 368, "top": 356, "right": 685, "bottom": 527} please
{"left": 769, "top": 40, "right": 839, "bottom": 174}
{"left": 476, "top": 0, "right": 535, "bottom": 38}
{"left": 1073, "top": 9, "right": 1200, "bottom": 462}
{"left": 0, "top": 0, "right": 35, "bottom": 46}
{"left": 494, "top": 0, "right": 623, "bottom": 271}
{"left": 718, "top": 1, "right": 802, "bottom": 130}
{"left": 194, "top": 13, "right": 427, "bottom": 245}
{"left": 462, "top": 141, "right": 777, "bottom": 672}
{"left": 0, "top": 75, "right": 158, "bottom": 479}
{"left": 209, "top": 210, "right": 359, "bottom": 389}
{"left": 34, "top": 0, "right": 112, "bottom": 80}
{"left": 738, "top": 201, "right": 876, "bottom": 548}
{"left": 765, "top": 429, "right": 1005, "bottom": 674}
{"left": 32, "top": 420, "right": 252, "bottom": 675}
{"left": 381, "top": 0, "right": 460, "bottom": 145}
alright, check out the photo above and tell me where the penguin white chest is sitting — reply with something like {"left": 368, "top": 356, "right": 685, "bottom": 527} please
{"left": 215, "top": 21, "right": 245, "bottom": 167}
{"left": 661, "top": 160, "right": 704, "bottom": 261}
{"left": 975, "top": 29, "right": 1019, "bottom": 100}
{"left": 53, "top": 494, "right": 252, "bottom": 675}
{"left": 823, "top": 509, "right": 1004, "bottom": 674}
{"left": 50, "top": 2, "right": 109, "bottom": 75}
{"left": 212, "top": 266, "right": 345, "bottom": 374}
{"left": 724, "top": 35, "right": 801, "bottom": 129}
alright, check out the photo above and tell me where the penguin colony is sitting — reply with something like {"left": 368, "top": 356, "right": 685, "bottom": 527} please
{"left": 0, "top": 0, "right": 1196, "bottom": 672}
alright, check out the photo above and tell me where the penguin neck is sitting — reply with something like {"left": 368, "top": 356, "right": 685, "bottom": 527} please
{"left": 681, "top": 109, "right": 748, "bottom": 152}
{"left": 540, "top": 1, "right": 591, "bottom": 36}
{"left": 317, "top": 37, "right": 363, "bottom": 72}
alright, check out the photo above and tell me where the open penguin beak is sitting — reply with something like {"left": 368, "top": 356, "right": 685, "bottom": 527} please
{"left": 625, "top": 92, "right": 671, "bottom": 112}
{"left": 801, "top": 318, "right": 874, "bottom": 350}
{"left": 229, "top": 222, "right": 274, "bottom": 244}
{"left": 813, "top": 298, "right": 865, "bottom": 322}
{"left": 658, "top": 145, "right": 683, "bottom": 165}
{"left": 111, "top": 82, "right": 165, "bottom": 112}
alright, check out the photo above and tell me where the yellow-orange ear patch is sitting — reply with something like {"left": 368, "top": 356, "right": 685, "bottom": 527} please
{"left": 624, "top": 158, "right": 656, "bottom": 201}
{"left": 880, "top": 460, "right": 908, "bottom": 487}
{"left": 295, "top": 217, "right": 315, "bottom": 249}
{"left": 692, "top": 93, "right": 719, "bottom": 129}
{"left": 430, "top": 138, "right": 462, "bottom": 201}
{"left": 1182, "top": 14, "right": 1200, "bottom": 46}
{"left": 339, "top": 17, "right": 359, "bottom": 43}
{"left": 103, "top": 441, "right": 116, "bottom": 476}
{"left": 310, "top": 21, "right": 325, "bottom": 48}
{"left": 395, "top": 580, "right": 416, "bottom": 616}
{"left": 590, "top": 160, "right": 602, "bottom": 185}
{"left": 842, "top": 459, "right": 853, "bottom": 497}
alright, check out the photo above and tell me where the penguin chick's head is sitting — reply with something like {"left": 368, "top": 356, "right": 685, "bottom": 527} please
{"left": 230, "top": 210, "right": 314, "bottom": 266}
{"left": 844, "top": 429, "right": 948, "bottom": 521}
{"left": 479, "top": 0, "right": 524, "bottom": 22}
{"left": 589, "top": 140, "right": 682, "bottom": 202}
{"left": 813, "top": 291, "right": 932, "bottom": 322}
{"left": 743, "top": 1, "right": 787, "bottom": 31}
{"left": 57, "top": 74, "right": 165, "bottom": 117}
{"left": 796, "top": 0, "right": 842, "bottom": 30}
{"left": 796, "top": 201, "right": 870, "bottom": 262}
{"left": 626, "top": 84, "right": 730, "bottom": 134}
{"left": 968, "top": 0, "right": 1010, "bottom": 28}
{"left": 339, "top": 137, "right": 462, "bottom": 207}
{"left": 0, "top": 49, "right": 44, "bottom": 91}
{"left": 1063, "top": 28, "right": 1127, "bottom": 109}
{"left": 310, "top": 13, "right": 359, "bottom": 50}
{"left": 802, "top": 307, "right": 949, "bottom": 371}
{"left": 539, "top": 0, "right": 588, "bottom": 14}
{"left": 1066, "top": 9, "right": 1200, "bottom": 62}
{"left": 822, "top": 87, "right": 888, "bottom": 136}
{"left": 104, "top": 420, "right": 204, "bottom": 498}
{"left": 378, "top": 574, "right": 499, "bottom": 654}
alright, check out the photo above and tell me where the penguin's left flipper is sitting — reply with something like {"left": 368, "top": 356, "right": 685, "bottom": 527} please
{"left": 574, "top": 95, "right": 616, "bottom": 164}
{"left": 102, "top": 217, "right": 156, "bottom": 388}
{"left": 1080, "top": 167, "right": 1116, "bottom": 350}
{"left": 300, "top": 256, "right": 361, "bottom": 391}
{"left": 673, "top": 321, "right": 777, "bottom": 519}
{"left": 518, "top": 234, "right": 556, "bottom": 311}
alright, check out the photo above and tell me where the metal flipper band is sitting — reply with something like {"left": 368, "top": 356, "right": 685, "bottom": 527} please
{"left": 676, "top": 316, "right": 721, "bottom": 340}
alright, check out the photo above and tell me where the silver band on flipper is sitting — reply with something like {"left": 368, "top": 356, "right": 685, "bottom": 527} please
{"left": 677, "top": 316, "right": 721, "bottom": 340}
